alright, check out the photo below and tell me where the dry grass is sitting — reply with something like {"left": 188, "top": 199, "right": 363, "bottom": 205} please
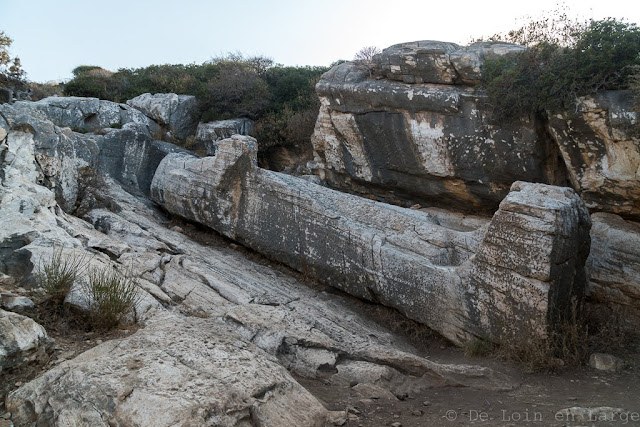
{"left": 35, "top": 244, "right": 89, "bottom": 303}
{"left": 84, "top": 264, "right": 141, "bottom": 330}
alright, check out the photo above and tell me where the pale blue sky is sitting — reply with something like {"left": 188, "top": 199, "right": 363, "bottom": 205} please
{"left": 1, "top": 0, "right": 639, "bottom": 82}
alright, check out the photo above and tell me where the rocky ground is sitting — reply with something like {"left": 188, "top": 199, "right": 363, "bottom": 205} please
{"left": 2, "top": 198, "right": 638, "bottom": 426}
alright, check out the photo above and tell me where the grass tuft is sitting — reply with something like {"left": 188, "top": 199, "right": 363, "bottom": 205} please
{"left": 35, "top": 244, "right": 88, "bottom": 303}
{"left": 84, "top": 264, "right": 141, "bottom": 330}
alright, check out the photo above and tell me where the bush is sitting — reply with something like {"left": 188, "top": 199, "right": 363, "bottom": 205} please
{"left": 62, "top": 56, "right": 329, "bottom": 150}
{"left": 35, "top": 244, "right": 88, "bottom": 303}
{"left": 481, "top": 17, "right": 640, "bottom": 120}
{"left": 83, "top": 264, "right": 140, "bottom": 329}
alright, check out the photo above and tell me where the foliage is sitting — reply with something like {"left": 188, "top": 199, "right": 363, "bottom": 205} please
{"left": 476, "top": 4, "right": 587, "bottom": 47}
{"left": 35, "top": 244, "right": 89, "bottom": 303}
{"left": 629, "top": 65, "right": 640, "bottom": 100}
{"left": 62, "top": 53, "right": 330, "bottom": 150}
{"left": 84, "top": 264, "right": 140, "bottom": 329}
{"left": 481, "top": 17, "right": 640, "bottom": 120}
{"left": 0, "top": 30, "right": 26, "bottom": 89}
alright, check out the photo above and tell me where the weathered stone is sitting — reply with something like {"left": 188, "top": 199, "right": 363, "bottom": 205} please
{"left": 587, "top": 213, "right": 640, "bottom": 324}
{"left": 0, "top": 102, "right": 190, "bottom": 208}
{"left": 0, "top": 294, "right": 35, "bottom": 312}
{"left": 98, "top": 123, "right": 192, "bottom": 196}
{"left": 313, "top": 41, "right": 637, "bottom": 220}
{"left": 589, "top": 353, "right": 624, "bottom": 372}
{"left": 6, "top": 315, "right": 330, "bottom": 427}
{"left": 0, "top": 309, "right": 48, "bottom": 373}
{"left": 3, "top": 97, "right": 158, "bottom": 134}
{"left": 127, "top": 93, "right": 199, "bottom": 140}
{"left": 0, "top": 96, "right": 532, "bottom": 425}
{"left": 195, "top": 118, "right": 254, "bottom": 155}
{"left": 151, "top": 136, "right": 589, "bottom": 345}
{"left": 311, "top": 61, "right": 566, "bottom": 213}
{"left": 375, "top": 40, "right": 461, "bottom": 84}
{"left": 547, "top": 91, "right": 640, "bottom": 219}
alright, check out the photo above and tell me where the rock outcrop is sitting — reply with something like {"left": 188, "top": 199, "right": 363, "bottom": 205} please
{"left": 311, "top": 61, "right": 566, "bottom": 212}
{"left": 127, "top": 93, "right": 199, "bottom": 140}
{"left": 1, "top": 100, "right": 516, "bottom": 426}
{"left": 1, "top": 96, "right": 158, "bottom": 134}
{"left": 0, "top": 99, "right": 190, "bottom": 212}
{"left": 310, "top": 41, "right": 639, "bottom": 220}
{"left": 151, "top": 135, "right": 590, "bottom": 345}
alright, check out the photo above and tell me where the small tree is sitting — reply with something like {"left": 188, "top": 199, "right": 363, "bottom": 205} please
{"left": 0, "top": 30, "right": 26, "bottom": 85}
{"left": 353, "top": 46, "right": 381, "bottom": 77}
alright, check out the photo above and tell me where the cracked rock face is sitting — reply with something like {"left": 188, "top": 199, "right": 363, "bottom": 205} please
{"left": 195, "top": 119, "right": 254, "bottom": 155}
{"left": 151, "top": 135, "right": 590, "bottom": 345}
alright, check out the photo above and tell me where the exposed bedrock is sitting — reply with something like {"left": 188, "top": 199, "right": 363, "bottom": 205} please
{"left": 0, "top": 99, "right": 189, "bottom": 210}
{"left": 151, "top": 135, "right": 591, "bottom": 345}
{"left": 311, "top": 41, "right": 639, "bottom": 219}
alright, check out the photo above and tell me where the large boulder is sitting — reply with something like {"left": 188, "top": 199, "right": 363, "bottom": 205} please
{"left": 127, "top": 93, "right": 199, "bottom": 140}
{"left": 311, "top": 61, "right": 567, "bottom": 212}
{"left": 99, "top": 123, "right": 192, "bottom": 196}
{"left": 151, "top": 135, "right": 590, "bottom": 345}
{"left": 6, "top": 315, "right": 330, "bottom": 427}
{"left": 466, "top": 182, "right": 591, "bottom": 340}
{"left": 374, "top": 40, "right": 525, "bottom": 85}
{"left": 375, "top": 40, "right": 461, "bottom": 84}
{"left": 0, "top": 309, "right": 49, "bottom": 373}
{"left": 0, "top": 101, "right": 190, "bottom": 209}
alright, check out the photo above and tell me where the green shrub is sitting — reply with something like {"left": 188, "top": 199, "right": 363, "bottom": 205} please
{"left": 62, "top": 56, "right": 329, "bottom": 149}
{"left": 84, "top": 264, "right": 141, "bottom": 329}
{"left": 35, "top": 244, "right": 88, "bottom": 303}
{"left": 481, "top": 17, "right": 640, "bottom": 120}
